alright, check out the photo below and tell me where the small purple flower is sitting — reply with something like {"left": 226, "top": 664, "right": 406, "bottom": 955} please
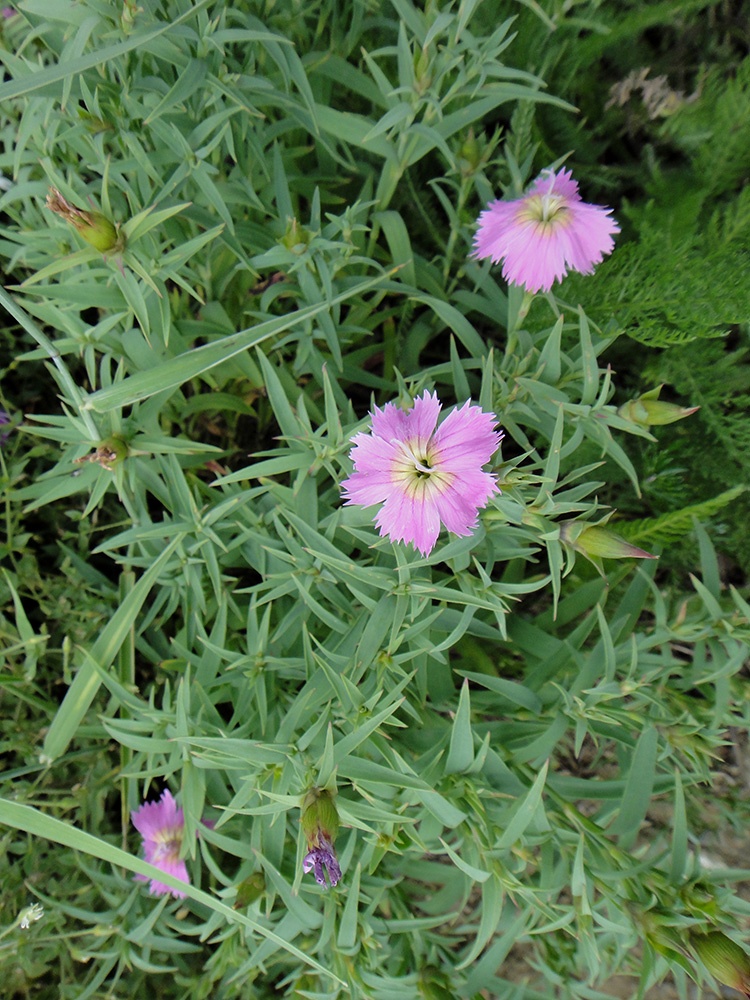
{"left": 131, "top": 790, "right": 190, "bottom": 899}
{"left": 473, "top": 167, "right": 620, "bottom": 293}
{"left": 1, "top": 7, "right": 16, "bottom": 18}
{"left": 303, "top": 833, "right": 342, "bottom": 888}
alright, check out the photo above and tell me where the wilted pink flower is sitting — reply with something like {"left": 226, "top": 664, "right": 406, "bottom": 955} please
{"left": 131, "top": 790, "right": 190, "bottom": 899}
{"left": 341, "top": 391, "right": 502, "bottom": 557}
{"left": 473, "top": 168, "right": 620, "bottom": 293}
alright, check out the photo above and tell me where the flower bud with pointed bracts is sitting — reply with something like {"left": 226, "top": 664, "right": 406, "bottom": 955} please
{"left": 46, "top": 187, "right": 123, "bottom": 253}
{"left": 618, "top": 384, "right": 699, "bottom": 427}
{"left": 560, "top": 521, "right": 656, "bottom": 560}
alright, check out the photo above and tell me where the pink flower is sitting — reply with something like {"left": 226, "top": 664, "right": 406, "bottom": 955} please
{"left": 473, "top": 168, "right": 620, "bottom": 293}
{"left": 341, "top": 391, "right": 502, "bottom": 557}
{"left": 131, "top": 790, "right": 190, "bottom": 899}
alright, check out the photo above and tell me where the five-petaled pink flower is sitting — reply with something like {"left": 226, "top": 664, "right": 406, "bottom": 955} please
{"left": 131, "top": 790, "right": 190, "bottom": 899}
{"left": 341, "top": 391, "right": 503, "bottom": 556}
{"left": 473, "top": 167, "right": 620, "bottom": 293}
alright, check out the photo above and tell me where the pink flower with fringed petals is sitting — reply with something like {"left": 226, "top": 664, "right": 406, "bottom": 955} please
{"left": 473, "top": 168, "right": 620, "bottom": 293}
{"left": 341, "top": 391, "right": 503, "bottom": 557}
{"left": 131, "top": 790, "right": 190, "bottom": 899}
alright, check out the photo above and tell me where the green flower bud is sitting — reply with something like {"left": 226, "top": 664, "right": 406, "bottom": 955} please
{"left": 121, "top": 0, "right": 142, "bottom": 34}
{"left": 692, "top": 932, "right": 750, "bottom": 995}
{"left": 301, "top": 787, "right": 341, "bottom": 888}
{"left": 618, "top": 385, "right": 699, "bottom": 426}
{"left": 458, "top": 129, "right": 482, "bottom": 172}
{"left": 46, "top": 188, "right": 123, "bottom": 253}
{"left": 414, "top": 49, "right": 432, "bottom": 92}
{"left": 560, "top": 521, "right": 656, "bottom": 560}
{"left": 280, "top": 218, "right": 312, "bottom": 253}
{"left": 301, "top": 786, "right": 339, "bottom": 844}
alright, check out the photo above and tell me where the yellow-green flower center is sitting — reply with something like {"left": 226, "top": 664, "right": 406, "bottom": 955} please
{"left": 392, "top": 439, "right": 453, "bottom": 496}
{"left": 518, "top": 190, "right": 569, "bottom": 228}
{"left": 153, "top": 829, "right": 182, "bottom": 864}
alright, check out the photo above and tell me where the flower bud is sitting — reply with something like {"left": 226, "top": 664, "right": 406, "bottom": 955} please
{"left": 458, "top": 129, "right": 482, "bottom": 172}
{"left": 280, "top": 218, "right": 312, "bottom": 253}
{"left": 121, "top": 0, "right": 142, "bottom": 34}
{"left": 560, "top": 521, "right": 656, "bottom": 560}
{"left": 301, "top": 787, "right": 341, "bottom": 889}
{"left": 692, "top": 932, "right": 750, "bottom": 995}
{"left": 46, "top": 188, "right": 122, "bottom": 253}
{"left": 73, "top": 436, "right": 129, "bottom": 471}
{"left": 618, "top": 385, "right": 699, "bottom": 426}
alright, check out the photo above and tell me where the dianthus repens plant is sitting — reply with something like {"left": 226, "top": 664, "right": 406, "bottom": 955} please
{"left": 1, "top": 2, "right": 749, "bottom": 999}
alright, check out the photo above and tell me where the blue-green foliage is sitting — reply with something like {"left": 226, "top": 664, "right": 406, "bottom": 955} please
{"left": 0, "top": 2, "right": 749, "bottom": 999}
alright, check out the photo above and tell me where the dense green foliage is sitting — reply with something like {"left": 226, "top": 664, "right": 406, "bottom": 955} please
{"left": 1, "top": 1, "right": 750, "bottom": 999}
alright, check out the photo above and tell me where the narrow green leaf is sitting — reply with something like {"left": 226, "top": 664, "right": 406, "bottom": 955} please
{"left": 456, "top": 671, "right": 542, "bottom": 713}
{"left": 333, "top": 700, "right": 404, "bottom": 763}
{"left": 578, "top": 307, "right": 598, "bottom": 405}
{"left": 669, "top": 769, "right": 687, "bottom": 884}
{"left": 439, "top": 838, "right": 491, "bottom": 883}
{"left": 608, "top": 724, "right": 658, "bottom": 841}
{"left": 445, "top": 678, "right": 474, "bottom": 774}
{"left": 336, "top": 863, "right": 361, "bottom": 950}
{"left": 536, "top": 316, "right": 564, "bottom": 384}
{"left": 497, "top": 760, "right": 549, "bottom": 850}
{"left": 456, "top": 874, "right": 504, "bottom": 969}
{"left": 143, "top": 58, "right": 207, "bottom": 125}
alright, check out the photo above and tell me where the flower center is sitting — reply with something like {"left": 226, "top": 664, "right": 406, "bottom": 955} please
{"left": 398, "top": 440, "right": 436, "bottom": 478}
{"left": 521, "top": 191, "right": 567, "bottom": 224}
{"left": 388, "top": 437, "right": 454, "bottom": 498}
{"left": 154, "top": 830, "right": 182, "bottom": 864}
{"left": 518, "top": 171, "right": 571, "bottom": 228}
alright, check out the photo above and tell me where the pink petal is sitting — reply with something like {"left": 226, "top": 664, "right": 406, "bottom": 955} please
{"left": 370, "top": 399, "right": 409, "bottom": 439}
{"left": 432, "top": 401, "right": 502, "bottom": 467}
{"left": 131, "top": 790, "right": 184, "bottom": 840}
{"left": 341, "top": 468, "right": 395, "bottom": 507}
{"left": 375, "top": 486, "right": 441, "bottom": 556}
{"left": 403, "top": 391, "right": 441, "bottom": 445}
{"left": 529, "top": 168, "right": 580, "bottom": 202}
